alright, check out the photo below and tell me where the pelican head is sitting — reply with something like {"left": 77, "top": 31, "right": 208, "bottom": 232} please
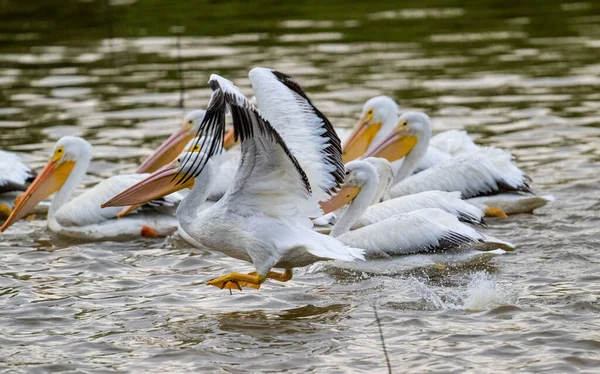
{"left": 103, "top": 148, "right": 215, "bottom": 210}
{"left": 319, "top": 159, "right": 379, "bottom": 214}
{"left": 136, "top": 110, "right": 236, "bottom": 173}
{"left": 1, "top": 136, "right": 92, "bottom": 232}
{"left": 342, "top": 96, "right": 399, "bottom": 163}
{"left": 136, "top": 110, "right": 206, "bottom": 174}
{"left": 363, "top": 157, "right": 394, "bottom": 203}
{"left": 362, "top": 111, "right": 431, "bottom": 163}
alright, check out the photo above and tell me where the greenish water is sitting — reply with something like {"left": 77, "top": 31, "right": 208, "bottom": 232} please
{"left": 1, "top": 1, "right": 600, "bottom": 373}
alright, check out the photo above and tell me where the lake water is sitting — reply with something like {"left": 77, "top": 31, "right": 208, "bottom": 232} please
{"left": 1, "top": 1, "right": 600, "bottom": 372}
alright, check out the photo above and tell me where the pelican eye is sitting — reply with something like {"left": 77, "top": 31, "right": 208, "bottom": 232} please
{"left": 400, "top": 120, "right": 408, "bottom": 127}
{"left": 52, "top": 146, "right": 65, "bottom": 161}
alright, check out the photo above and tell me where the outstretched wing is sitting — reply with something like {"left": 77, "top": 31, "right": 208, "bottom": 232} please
{"left": 249, "top": 68, "right": 345, "bottom": 203}
{"left": 179, "top": 74, "right": 319, "bottom": 218}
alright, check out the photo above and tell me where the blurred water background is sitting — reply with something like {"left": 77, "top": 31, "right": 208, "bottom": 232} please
{"left": 1, "top": 1, "right": 600, "bottom": 372}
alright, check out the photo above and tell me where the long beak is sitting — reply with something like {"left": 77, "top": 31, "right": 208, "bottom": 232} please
{"left": 362, "top": 128, "right": 418, "bottom": 163}
{"left": 102, "top": 163, "right": 193, "bottom": 208}
{"left": 319, "top": 186, "right": 361, "bottom": 214}
{"left": 342, "top": 113, "right": 381, "bottom": 164}
{"left": 223, "top": 128, "right": 237, "bottom": 150}
{"left": 1, "top": 159, "right": 74, "bottom": 232}
{"left": 136, "top": 126, "right": 194, "bottom": 174}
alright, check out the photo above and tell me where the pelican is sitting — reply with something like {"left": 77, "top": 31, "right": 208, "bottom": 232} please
{"left": 364, "top": 112, "right": 552, "bottom": 215}
{"left": 0, "top": 150, "right": 38, "bottom": 218}
{"left": 318, "top": 159, "right": 512, "bottom": 255}
{"left": 104, "top": 69, "right": 364, "bottom": 291}
{"left": 314, "top": 157, "right": 485, "bottom": 229}
{"left": 116, "top": 136, "right": 233, "bottom": 218}
{"left": 342, "top": 96, "right": 479, "bottom": 172}
{"left": 0, "top": 136, "right": 182, "bottom": 239}
{"left": 136, "top": 109, "right": 237, "bottom": 174}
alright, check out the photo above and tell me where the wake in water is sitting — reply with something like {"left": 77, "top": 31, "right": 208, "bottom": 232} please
{"left": 407, "top": 271, "right": 521, "bottom": 311}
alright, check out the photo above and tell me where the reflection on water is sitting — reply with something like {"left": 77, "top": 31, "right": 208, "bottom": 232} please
{"left": 2, "top": 0, "right": 600, "bottom": 372}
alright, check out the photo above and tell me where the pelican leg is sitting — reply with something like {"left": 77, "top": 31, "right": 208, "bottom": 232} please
{"left": 207, "top": 272, "right": 267, "bottom": 291}
{"left": 485, "top": 206, "right": 508, "bottom": 218}
{"left": 239, "top": 268, "right": 293, "bottom": 287}
{"left": 207, "top": 269, "right": 293, "bottom": 291}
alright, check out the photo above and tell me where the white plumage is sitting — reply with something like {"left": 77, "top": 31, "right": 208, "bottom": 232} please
{"left": 389, "top": 146, "right": 531, "bottom": 199}
{"left": 53, "top": 173, "right": 182, "bottom": 227}
{"left": 206, "top": 144, "right": 240, "bottom": 201}
{"left": 430, "top": 129, "right": 480, "bottom": 156}
{"left": 249, "top": 68, "right": 344, "bottom": 205}
{"left": 353, "top": 190, "right": 485, "bottom": 229}
{"left": 0, "top": 150, "right": 36, "bottom": 193}
{"left": 338, "top": 208, "right": 512, "bottom": 258}
{"left": 1, "top": 136, "right": 180, "bottom": 239}
{"left": 327, "top": 159, "right": 513, "bottom": 256}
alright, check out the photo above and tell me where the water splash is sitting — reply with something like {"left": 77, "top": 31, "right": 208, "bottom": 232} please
{"left": 409, "top": 271, "right": 520, "bottom": 311}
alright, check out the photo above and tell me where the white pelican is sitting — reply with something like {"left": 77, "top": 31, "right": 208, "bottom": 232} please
{"left": 0, "top": 136, "right": 182, "bottom": 239}
{"left": 136, "top": 109, "right": 237, "bottom": 174}
{"left": 115, "top": 136, "right": 233, "bottom": 218}
{"left": 319, "top": 159, "right": 512, "bottom": 256}
{"left": 364, "top": 112, "right": 552, "bottom": 215}
{"left": 104, "top": 69, "right": 363, "bottom": 290}
{"left": 342, "top": 96, "right": 479, "bottom": 172}
{"left": 314, "top": 157, "right": 485, "bottom": 228}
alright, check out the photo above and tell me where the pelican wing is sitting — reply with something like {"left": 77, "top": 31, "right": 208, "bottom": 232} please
{"left": 339, "top": 208, "right": 512, "bottom": 258}
{"left": 0, "top": 150, "right": 36, "bottom": 193}
{"left": 390, "top": 147, "right": 531, "bottom": 199}
{"left": 249, "top": 68, "right": 344, "bottom": 203}
{"left": 183, "top": 74, "right": 321, "bottom": 218}
{"left": 353, "top": 190, "right": 485, "bottom": 229}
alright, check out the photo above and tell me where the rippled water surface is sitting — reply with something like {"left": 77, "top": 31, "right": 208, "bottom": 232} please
{"left": 2, "top": 1, "right": 600, "bottom": 372}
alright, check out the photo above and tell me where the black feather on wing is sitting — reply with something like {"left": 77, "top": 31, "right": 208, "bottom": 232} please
{"left": 177, "top": 77, "right": 312, "bottom": 195}
{"left": 176, "top": 89, "right": 226, "bottom": 186}
{"left": 271, "top": 70, "right": 344, "bottom": 195}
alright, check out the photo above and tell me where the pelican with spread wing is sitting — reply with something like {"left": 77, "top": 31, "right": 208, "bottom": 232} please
{"left": 104, "top": 69, "right": 363, "bottom": 290}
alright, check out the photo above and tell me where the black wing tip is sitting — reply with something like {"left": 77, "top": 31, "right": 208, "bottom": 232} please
{"left": 271, "top": 70, "right": 310, "bottom": 102}
{"left": 457, "top": 212, "right": 487, "bottom": 227}
{"left": 436, "top": 231, "right": 482, "bottom": 251}
{"left": 0, "top": 182, "right": 27, "bottom": 193}
{"left": 26, "top": 167, "right": 37, "bottom": 183}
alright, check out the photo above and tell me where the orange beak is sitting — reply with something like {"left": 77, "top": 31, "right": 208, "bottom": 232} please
{"left": 103, "top": 162, "right": 193, "bottom": 209}
{"left": 136, "top": 126, "right": 194, "bottom": 174}
{"left": 362, "top": 127, "right": 418, "bottom": 163}
{"left": 319, "top": 186, "right": 361, "bottom": 214}
{"left": 1, "top": 159, "right": 74, "bottom": 232}
{"left": 342, "top": 112, "right": 381, "bottom": 164}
